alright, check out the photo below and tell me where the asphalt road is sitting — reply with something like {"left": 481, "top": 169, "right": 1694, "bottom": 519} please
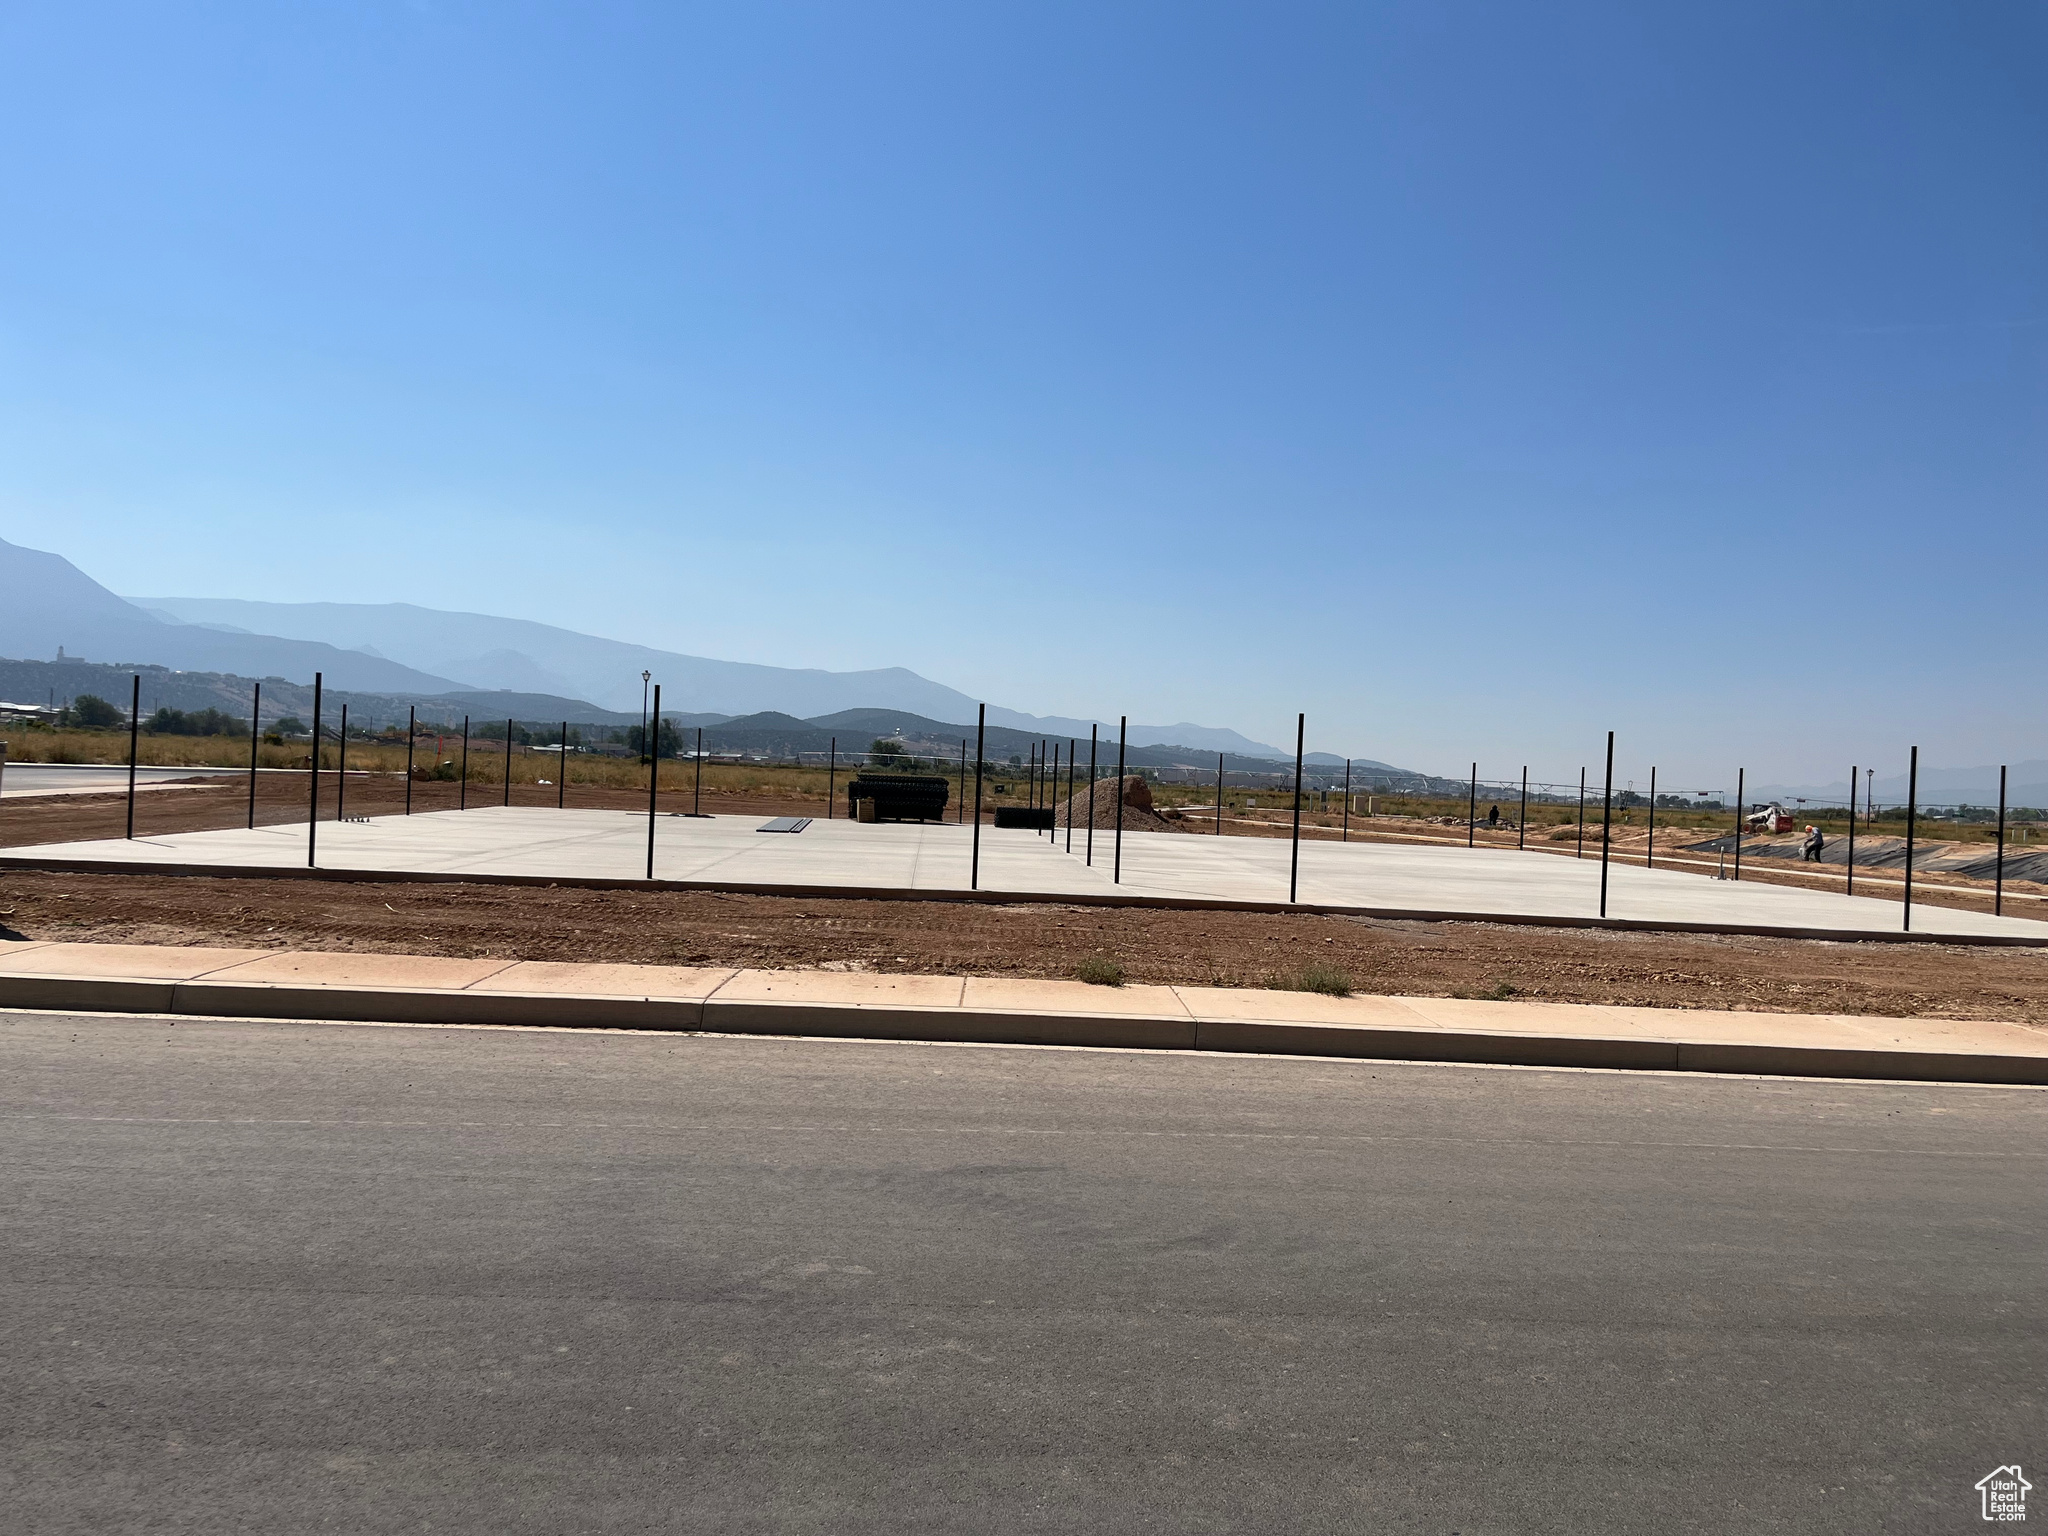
{"left": 2, "top": 1012, "right": 2041, "bottom": 1534}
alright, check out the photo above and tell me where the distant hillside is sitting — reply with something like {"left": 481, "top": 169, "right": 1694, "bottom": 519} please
{"left": 16, "top": 532, "right": 1366, "bottom": 769}
{"left": 0, "top": 659, "right": 1445, "bottom": 785}
{"left": 0, "top": 536, "right": 467, "bottom": 695}
{"left": 131, "top": 593, "right": 1294, "bottom": 757}
{"left": 130, "top": 592, "right": 988, "bottom": 721}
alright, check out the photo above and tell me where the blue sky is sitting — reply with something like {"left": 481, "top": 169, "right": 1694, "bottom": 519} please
{"left": 1, "top": 1, "right": 2041, "bottom": 787}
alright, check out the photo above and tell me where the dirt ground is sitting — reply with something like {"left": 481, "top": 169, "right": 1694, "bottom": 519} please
{"left": 2, "top": 778, "right": 2046, "bottom": 1028}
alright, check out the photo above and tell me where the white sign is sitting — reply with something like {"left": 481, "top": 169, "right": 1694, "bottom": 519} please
{"left": 1977, "top": 1465, "right": 2030, "bottom": 1522}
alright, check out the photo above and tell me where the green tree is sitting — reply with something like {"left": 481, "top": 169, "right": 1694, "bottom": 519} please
{"left": 625, "top": 719, "right": 685, "bottom": 759}
{"left": 70, "top": 694, "right": 122, "bottom": 728}
{"left": 147, "top": 706, "right": 246, "bottom": 737}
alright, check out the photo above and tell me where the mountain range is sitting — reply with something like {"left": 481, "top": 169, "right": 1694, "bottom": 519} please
{"left": 2, "top": 534, "right": 1291, "bottom": 759}
{"left": 1, "top": 653, "right": 1447, "bottom": 786}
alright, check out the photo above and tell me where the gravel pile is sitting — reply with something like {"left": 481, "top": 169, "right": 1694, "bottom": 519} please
{"left": 1051, "top": 774, "right": 1186, "bottom": 834}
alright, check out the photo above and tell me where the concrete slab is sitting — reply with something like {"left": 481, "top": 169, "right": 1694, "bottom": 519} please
{"left": 0, "top": 942, "right": 270, "bottom": 979}
{"left": 5, "top": 805, "right": 2045, "bottom": 944}
{"left": 470, "top": 961, "right": 735, "bottom": 999}
{"left": 1173, "top": 987, "right": 1437, "bottom": 1028}
{"left": 1396, "top": 995, "right": 1644, "bottom": 1037}
{"left": 963, "top": 977, "right": 1191, "bottom": 1018}
{"left": 700, "top": 970, "right": 1189, "bottom": 1048}
{"left": 202, "top": 951, "right": 519, "bottom": 990}
{"left": 710, "top": 970, "right": 966, "bottom": 1008}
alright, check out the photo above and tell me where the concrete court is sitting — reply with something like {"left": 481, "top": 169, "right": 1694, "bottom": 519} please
{"left": 8, "top": 803, "right": 2047, "bottom": 941}
{"left": 2, "top": 1010, "right": 2040, "bottom": 1534}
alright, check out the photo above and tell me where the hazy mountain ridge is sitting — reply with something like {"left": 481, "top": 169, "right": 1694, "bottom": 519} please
{"left": 0, "top": 538, "right": 470, "bottom": 695}
{"left": 134, "top": 593, "right": 1299, "bottom": 757}
{"left": 9, "top": 532, "right": 1394, "bottom": 773}
{"left": 0, "top": 656, "right": 1324, "bottom": 774}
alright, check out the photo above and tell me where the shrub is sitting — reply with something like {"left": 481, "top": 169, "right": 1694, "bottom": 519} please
{"left": 1272, "top": 963, "right": 1354, "bottom": 997}
{"left": 1075, "top": 957, "right": 1126, "bottom": 987}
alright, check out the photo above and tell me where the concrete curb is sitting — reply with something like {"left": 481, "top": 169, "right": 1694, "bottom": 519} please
{"left": 2, "top": 970, "right": 2043, "bottom": 1085}
{"left": 1, "top": 853, "right": 2040, "bottom": 947}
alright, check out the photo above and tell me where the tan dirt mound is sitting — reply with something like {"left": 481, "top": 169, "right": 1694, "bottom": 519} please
{"left": 1053, "top": 774, "right": 1185, "bottom": 834}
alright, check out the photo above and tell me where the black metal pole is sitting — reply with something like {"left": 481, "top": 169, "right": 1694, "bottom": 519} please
{"left": 828, "top": 737, "right": 837, "bottom": 819}
{"left": 1342, "top": 758, "right": 1350, "bottom": 842}
{"left": 460, "top": 717, "right": 470, "bottom": 810}
{"left": 1215, "top": 752, "right": 1225, "bottom": 836}
{"left": 248, "top": 681, "right": 262, "bottom": 829}
{"left": 1065, "top": 739, "right": 1076, "bottom": 851}
{"left": 308, "top": 673, "right": 322, "bottom": 867}
{"left": 958, "top": 739, "right": 966, "bottom": 824}
{"left": 1467, "top": 762, "right": 1476, "bottom": 848}
{"left": 694, "top": 727, "right": 704, "bottom": 815}
{"left": 1845, "top": 763, "right": 1856, "bottom": 894}
{"left": 1646, "top": 765, "right": 1656, "bottom": 870}
{"left": 1113, "top": 716, "right": 1127, "bottom": 885}
{"left": 1049, "top": 742, "right": 1060, "bottom": 839}
{"left": 337, "top": 705, "right": 348, "bottom": 820}
{"left": 559, "top": 722, "right": 567, "bottom": 808}
{"left": 1995, "top": 764, "right": 2007, "bottom": 917}
{"left": 1519, "top": 767, "right": 1527, "bottom": 850}
{"left": 1289, "top": 713, "right": 1305, "bottom": 903}
{"left": 502, "top": 717, "right": 513, "bottom": 806}
{"left": 1086, "top": 725, "right": 1098, "bottom": 866}
{"left": 646, "top": 685, "right": 661, "bottom": 880}
{"left": 404, "top": 705, "right": 416, "bottom": 816}
{"left": 1902, "top": 745, "right": 1918, "bottom": 932}
{"left": 971, "top": 704, "right": 985, "bottom": 890}
{"left": 1598, "top": 730, "right": 1614, "bottom": 918}
{"left": 1733, "top": 768, "right": 1744, "bottom": 882}
{"left": 125, "top": 673, "right": 140, "bottom": 839}
{"left": 1576, "top": 768, "right": 1585, "bottom": 859}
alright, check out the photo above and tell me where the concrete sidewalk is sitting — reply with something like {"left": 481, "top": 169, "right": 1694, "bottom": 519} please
{"left": 1, "top": 939, "right": 2042, "bottom": 1084}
